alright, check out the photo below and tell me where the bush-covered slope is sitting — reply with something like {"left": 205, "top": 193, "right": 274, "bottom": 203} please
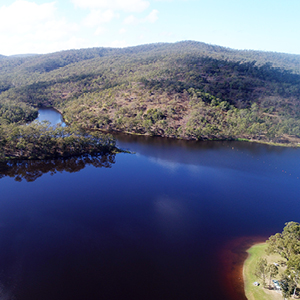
{"left": 1, "top": 41, "right": 300, "bottom": 145}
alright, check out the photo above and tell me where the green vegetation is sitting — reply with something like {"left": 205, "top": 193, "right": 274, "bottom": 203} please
{"left": 0, "top": 122, "right": 116, "bottom": 161}
{"left": 244, "top": 222, "right": 300, "bottom": 299}
{"left": 2, "top": 41, "right": 300, "bottom": 151}
{"left": 266, "top": 222, "right": 300, "bottom": 298}
{"left": 0, "top": 99, "right": 37, "bottom": 125}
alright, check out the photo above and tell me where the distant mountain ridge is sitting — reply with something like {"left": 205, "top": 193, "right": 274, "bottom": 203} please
{"left": 1, "top": 40, "right": 300, "bottom": 145}
{"left": 9, "top": 54, "right": 38, "bottom": 58}
{"left": 2, "top": 41, "right": 300, "bottom": 75}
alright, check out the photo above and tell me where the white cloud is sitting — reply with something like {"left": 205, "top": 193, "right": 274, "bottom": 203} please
{"left": 123, "top": 9, "right": 159, "bottom": 25}
{"left": 94, "top": 26, "right": 106, "bottom": 35}
{"left": 106, "top": 40, "right": 128, "bottom": 48}
{"left": 160, "top": 31, "right": 174, "bottom": 37}
{"left": 145, "top": 9, "right": 158, "bottom": 23}
{"left": 83, "top": 9, "right": 118, "bottom": 27}
{"left": 0, "top": 0, "right": 56, "bottom": 33}
{"left": 71, "top": 0, "right": 150, "bottom": 13}
{"left": 124, "top": 15, "right": 137, "bottom": 25}
{"left": 0, "top": 1, "right": 80, "bottom": 55}
{"left": 0, "top": 0, "right": 159, "bottom": 55}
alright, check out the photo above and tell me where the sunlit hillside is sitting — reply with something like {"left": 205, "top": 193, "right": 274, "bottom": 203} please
{"left": 1, "top": 41, "right": 300, "bottom": 144}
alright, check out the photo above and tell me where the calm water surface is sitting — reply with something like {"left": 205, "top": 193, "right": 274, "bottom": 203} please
{"left": 36, "top": 108, "right": 65, "bottom": 126}
{"left": 0, "top": 109, "right": 300, "bottom": 299}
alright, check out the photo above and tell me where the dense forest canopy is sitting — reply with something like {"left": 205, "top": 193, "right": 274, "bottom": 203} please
{"left": 264, "top": 222, "right": 300, "bottom": 298}
{"left": 1, "top": 40, "right": 300, "bottom": 148}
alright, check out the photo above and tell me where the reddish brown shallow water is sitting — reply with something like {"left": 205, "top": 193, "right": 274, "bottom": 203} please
{"left": 218, "top": 236, "right": 267, "bottom": 300}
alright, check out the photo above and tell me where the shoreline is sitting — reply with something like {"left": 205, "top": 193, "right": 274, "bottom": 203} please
{"left": 79, "top": 125, "right": 300, "bottom": 148}
{"left": 218, "top": 236, "right": 267, "bottom": 300}
{"left": 243, "top": 242, "right": 284, "bottom": 300}
{"left": 46, "top": 106, "right": 300, "bottom": 148}
{"left": 243, "top": 242, "right": 266, "bottom": 300}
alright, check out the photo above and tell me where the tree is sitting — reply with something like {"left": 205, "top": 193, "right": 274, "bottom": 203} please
{"left": 255, "top": 258, "right": 268, "bottom": 287}
{"left": 267, "top": 264, "right": 279, "bottom": 288}
{"left": 280, "top": 274, "right": 296, "bottom": 299}
{"left": 266, "top": 222, "right": 300, "bottom": 262}
{"left": 265, "top": 222, "right": 300, "bottom": 298}
{"left": 286, "top": 255, "right": 300, "bottom": 298}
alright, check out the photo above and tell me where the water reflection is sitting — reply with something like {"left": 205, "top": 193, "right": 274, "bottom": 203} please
{"left": 116, "top": 133, "right": 289, "bottom": 160}
{"left": 116, "top": 133, "right": 300, "bottom": 179}
{"left": 0, "top": 154, "right": 116, "bottom": 182}
{"left": 36, "top": 107, "right": 66, "bottom": 126}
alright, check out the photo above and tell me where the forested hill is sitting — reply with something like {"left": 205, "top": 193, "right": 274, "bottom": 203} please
{"left": 2, "top": 40, "right": 300, "bottom": 145}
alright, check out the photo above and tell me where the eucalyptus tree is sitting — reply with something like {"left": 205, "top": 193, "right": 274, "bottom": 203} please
{"left": 267, "top": 264, "right": 279, "bottom": 288}
{"left": 266, "top": 222, "right": 300, "bottom": 298}
{"left": 266, "top": 222, "right": 300, "bottom": 262}
{"left": 255, "top": 258, "right": 268, "bottom": 287}
{"left": 280, "top": 274, "right": 296, "bottom": 299}
{"left": 286, "top": 255, "right": 300, "bottom": 298}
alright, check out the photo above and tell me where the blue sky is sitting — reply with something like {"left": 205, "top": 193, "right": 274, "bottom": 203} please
{"left": 1, "top": 0, "right": 300, "bottom": 55}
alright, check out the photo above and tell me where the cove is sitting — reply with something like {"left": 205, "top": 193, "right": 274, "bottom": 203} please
{"left": 36, "top": 107, "right": 66, "bottom": 126}
{"left": 0, "top": 108, "right": 300, "bottom": 300}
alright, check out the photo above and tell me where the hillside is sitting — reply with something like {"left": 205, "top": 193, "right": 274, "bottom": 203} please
{"left": 1, "top": 41, "right": 300, "bottom": 145}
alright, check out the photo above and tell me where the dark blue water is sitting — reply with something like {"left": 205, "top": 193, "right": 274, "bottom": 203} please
{"left": 0, "top": 110, "right": 300, "bottom": 299}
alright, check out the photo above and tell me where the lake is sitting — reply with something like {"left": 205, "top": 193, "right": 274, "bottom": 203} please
{"left": 0, "top": 109, "right": 300, "bottom": 299}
